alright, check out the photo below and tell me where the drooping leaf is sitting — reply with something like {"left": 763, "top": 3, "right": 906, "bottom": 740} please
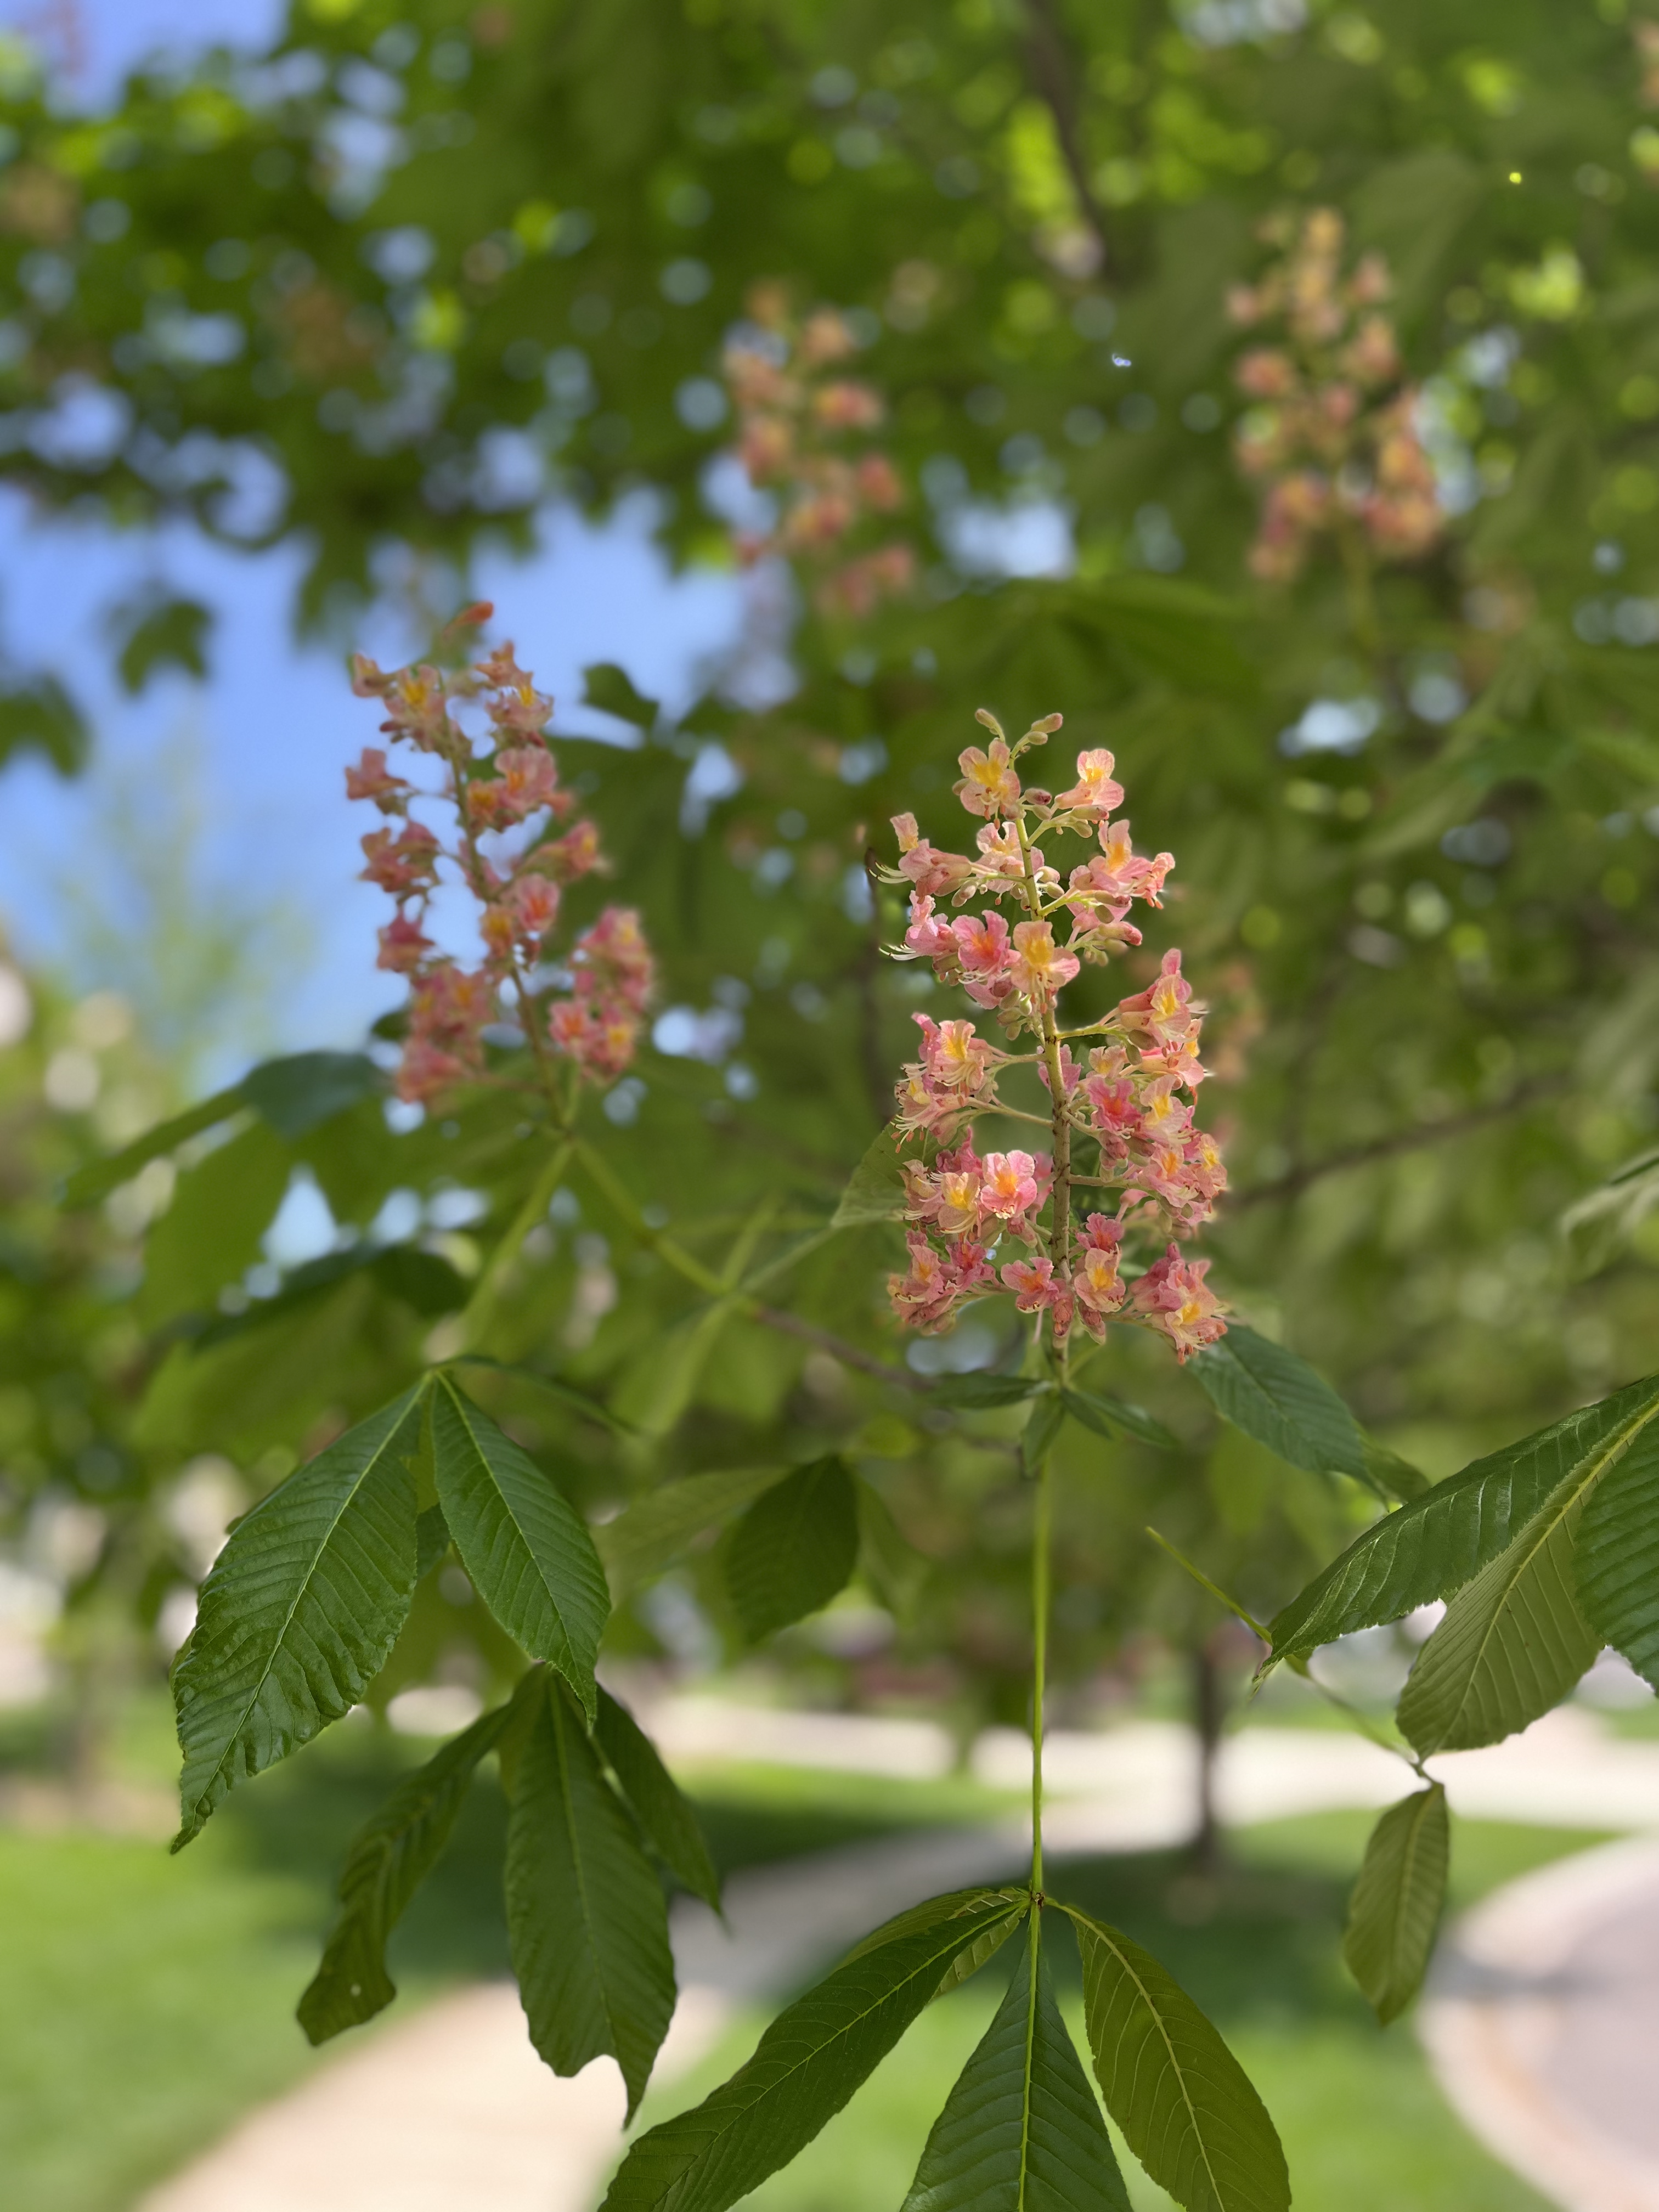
{"left": 600, "top": 1888, "right": 1025, "bottom": 2212}
{"left": 1191, "top": 1324, "right": 1367, "bottom": 1485}
{"left": 61, "top": 1087, "right": 247, "bottom": 1207}
{"left": 855, "top": 1476, "right": 926, "bottom": 1617}
{"left": 1342, "top": 1785, "right": 1450, "bottom": 2025}
{"left": 725, "top": 1455, "right": 859, "bottom": 1640}
{"left": 596, "top": 1685, "right": 721, "bottom": 1911}
{"left": 450, "top": 1352, "right": 635, "bottom": 1434}
{"left": 901, "top": 1922, "right": 1130, "bottom": 2212}
{"left": 832, "top": 1122, "right": 928, "bottom": 1229}
{"left": 137, "top": 1119, "right": 293, "bottom": 1329}
{"left": 428, "top": 1373, "right": 609, "bottom": 1720}
{"left": 0, "top": 670, "right": 88, "bottom": 774}
{"left": 371, "top": 1244, "right": 470, "bottom": 1317}
{"left": 582, "top": 659, "right": 661, "bottom": 730}
{"left": 613, "top": 1297, "right": 738, "bottom": 1437}
{"left": 1022, "top": 1392, "right": 1068, "bottom": 1475}
{"left": 502, "top": 1673, "right": 675, "bottom": 2120}
{"left": 1396, "top": 1498, "right": 1599, "bottom": 1754}
{"left": 1361, "top": 1435, "right": 1431, "bottom": 1503}
{"left": 297, "top": 1696, "right": 513, "bottom": 2043}
{"left": 171, "top": 1388, "right": 424, "bottom": 1848}
{"left": 1063, "top": 1388, "right": 1178, "bottom": 1450}
{"left": 1560, "top": 1148, "right": 1659, "bottom": 1280}
{"left": 930, "top": 1372, "right": 1048, "bottom": 1410}
{"left": 414, "top": 1503, "right": 452, "bottom": 1582}
{"left": 1574, "top": 1421, "right": 1659, "bottom": 1689}
{"left": 241, "top": 1051, "right": 383, "bottom": 1138}
{"left": 1268, "top": 1371, "right": 1659, "bottom": 1663}
{"left": 1065, "top": 1906, "right": 1289, "bottom": 2212}
{"left": 596, "top": 1464, "right": 791, "bottom": 1596}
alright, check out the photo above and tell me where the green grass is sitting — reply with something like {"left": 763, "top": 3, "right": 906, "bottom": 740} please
{"left": 0, "top": 1696, "right": 1604, "bottom": 2212}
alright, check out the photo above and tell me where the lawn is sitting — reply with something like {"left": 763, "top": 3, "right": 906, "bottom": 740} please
{"left": 0, "top": 1694, "right": 1587, "bottom": 2212}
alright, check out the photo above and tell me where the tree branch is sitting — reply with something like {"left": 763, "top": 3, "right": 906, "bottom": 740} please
{"left": 1227, "top": 1079, "right": 1568, "bottom": 1211}
{"left": 1023, "top": 0, "right": 1110, "bottom": 275}
{"left": 746, "top": 1300, "right": 933, "bottom": 1392}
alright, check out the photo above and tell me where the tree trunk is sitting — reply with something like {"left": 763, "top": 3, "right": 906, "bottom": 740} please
{"left": 1190, "top": 1635, "right": 1227, "bottom": 1876}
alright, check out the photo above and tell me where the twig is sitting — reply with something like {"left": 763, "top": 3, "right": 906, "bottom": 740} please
{"left": 1022, "top": 0, "right": 1111, "bottom": 274}
{"left": 746, "top": 1301, "right": 933, "bottom": 1391}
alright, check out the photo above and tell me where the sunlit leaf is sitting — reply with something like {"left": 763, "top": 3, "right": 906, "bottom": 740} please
{"left": 171, "top": 1387, "right": 424, "bottom": 1847}
{"left": 1574, "top": 1420, "right": 1659, "bottom": 1689}
{"left": 1192, "top": 1324, "right": 1367, "bottom": 1485}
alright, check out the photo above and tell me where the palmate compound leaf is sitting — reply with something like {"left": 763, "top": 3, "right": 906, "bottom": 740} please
{"left": 595, "top": 1464, "right": 791, "bottom": 1598}
{"left": 503, "top": 1672, "right": 676, "bottom": 2122}
{"left": 1191, "top": 1324, "right": 1368, "bottom": 1486}
{"left": 429, "top": 1372, "right": 610, "bottom": 1721}
{"left": 1064, "top": 1907, "right": 1289, "bottom": 2212}
{"left": 298, "top": 1695, "right": 515, "bottom": 2043}
{"left": 1341, "top": 1785, "right": 1450, "bottom": 2025}
{"left": 1574, "top": 1420, "right": 1659, "bottom": 1689}
{"left": 171, "top": 1387, "right": 425, "bottom": 1849}
{"left": 1268, "top": 1369, "right": 1659, "bottom": 1665}
{"left": 901, "top": 1920, "right": 1130, "bottom": 2212}
{"left": 596, "top": 1686, "right": 722, "bottom": 1911}
{"left": 724, "top": 1455, "right": 859, "bottom": 1641}
{"left": 600, "top": 1888, "right": 1028, "bottom": 2212}
{"left": 1396, "top": 1489, "right": 1599, "bottom": 1756}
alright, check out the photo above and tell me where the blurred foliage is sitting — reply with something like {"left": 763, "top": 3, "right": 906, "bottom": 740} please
{"left": 3, "top": 0, "right": 1659, "bottom": 1746}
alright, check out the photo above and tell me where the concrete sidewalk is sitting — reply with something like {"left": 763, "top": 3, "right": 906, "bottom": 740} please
{"left": 140, "top": 1697, "right": 1659, "bottom": 2212}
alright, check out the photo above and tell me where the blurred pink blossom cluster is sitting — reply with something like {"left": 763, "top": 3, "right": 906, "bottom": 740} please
{"left": 877, "top": 710, "right": 1227, "bottom": 1362}
{"left": 348, "top": 607, "right": 654, "bottom": 1103}
{"left": 724, "top": 284, "right": 915, "bottom": 620}
{"left": 1228, "top": 208, "right": 1443, "bottom": 583}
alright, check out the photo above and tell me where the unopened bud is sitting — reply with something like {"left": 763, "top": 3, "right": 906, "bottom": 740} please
{"left": 974, "top": 707, "right": 1007, "bottom": 740}
{"left": 1029, "top": 713, "right": 1064, "bottom": 735}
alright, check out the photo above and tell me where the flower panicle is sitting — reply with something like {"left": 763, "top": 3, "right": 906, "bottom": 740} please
{"left": 1226, "top": 207, "right": 1443, "bottom": 584}
{"left": 881, "top": 713, "right": 1227, "bottom": 1365}
{"left": 347, "top": 608, "right": 654, "bottom": 1104}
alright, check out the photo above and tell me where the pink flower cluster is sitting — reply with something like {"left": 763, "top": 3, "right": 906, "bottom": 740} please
{"left": 347, "top": 609, "right": 654, "bottom": 1103}
{"left": 1227, "top": 208, "right": 1442, "bottom": 583}
{"left": 723, "top": 285, "right": 915, "bottom": 621}
{"left": 880, "top": 710, "right": 1228, "bottom": 1364}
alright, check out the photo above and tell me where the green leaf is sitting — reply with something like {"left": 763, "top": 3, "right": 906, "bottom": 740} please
{"left": 599, "top": 1888, "right": 1025, "bottom": 2212}
{"left": 1064, "top": 1389, "right": 1178, "bottom": 1450}
{"left": 415, "top": 1503, "right": 452, "bottom": 1582}
{"left": 116, "top": 593, "right": 212, "bottom": 692}
{"left": 596, "top": 1464, "right": 791, "bottom": 1596}
{"left": 241, "top": 1051, "right": 383, "bottom": 1139}
{"left": 582, "top": 660, "right": 661, "bottom": 730}
{"left": 503, "top": 1673, "right": 675, "bottom": 2121}
{"left": 832, "top": 1123, "right": 928, "bottom": 1229}
{"left": 1575, "top": 1422, "right": 1659, "bottom": 1689}
{"left": 614, "top": 1297, "right": 738, "bottom": 1438}
{"left": 1560, "top": 1151, "right": 1659, "bottom": 1279}
{"left": 138, "top": 1120, "right": 293, "bottom": 1329}
{"left": 0, "top": 671, "right": 88, "bottom": 775}
{"left": 1191, "top": 1324, "right": 1367, "bottom": 1485}
{"left": 1396, "top": 1497, "right": 1598, "bottom": 1755}
{"left": 1342, "top": 1785, "right": 1450, "bottom": 2025}
{"left": 371, "top": 1244, "right": 470, "bottom": 1317}
{"left": 1022, "top": 1392, "right": 1067, "bottom": 1475}
{"left": 297, "top": 1697, "right": 513, "bottom": 2043}
{"left": 1268, "top": 1371, "right": 1659, "bottom": 1663}
{"left": 171, "top": 1389, "right": 424, "bottom": 1848}
{"left": 450, "top": 1353, "right": 636, "bottom": 1435}
{"left": 429, "top": 1374, "right": 610, "bottom": 1720}
{"left": 61, "top": 1087, "right": 247, "bottom": 1207}
{"left": 1361, "top": 1435, "right": 1431, "bottom": 1503}
{"left": 930, "top": 1372, "right": 1047, "bottom": 1409}
{"left": 596, "top": 1685, "right": 722, "bottom": 1911}
{"left": 901, "top": 1922, "right": 1130, "bottom": 2212}
{"left": 1065, "top": 1906, "right": 1289, "bottom": 2212}
{"left": 725, "top": 1455, "right": 859, "bottom": 1640}
{"left": 855, "top": 1476, "right": 925, "bottom": 1617}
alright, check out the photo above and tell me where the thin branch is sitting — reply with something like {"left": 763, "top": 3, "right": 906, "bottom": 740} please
{"left": 1228, "top": 1078, "right": 1568, "bottom": 1211}
{"left": 746, "top": 1301, "right": 933, "bottom": 1391}
{"left": 1022, "top": 0, "right": 1110, "bottom": 275}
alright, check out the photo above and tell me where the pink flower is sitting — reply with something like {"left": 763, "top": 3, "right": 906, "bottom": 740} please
{"left": 571, "top": 906, "right": 654, "bottom": 1013}
{"left": 955, "top": 738, "right": 1021, "bottom": 820}
{"left": 1001, "top": 1253, "right": 1054, "bottom": 1310}
{"left": 905, "top": 893, "right": 957, "bottom": 964}
{"left": 915, "top": 1014, "right": 999, "bottom": 1095}
{"left": 469, "top": 744, "right": 560, "bottom": 828}
{"left": 1083, "top": 1071, "right": 1142, "bottom": 1158}
{"left": 377, "top": 913, "right": 432, "bottom": 974}
{"left": 346, "top": 747, "right": 411, "bottom": 811}
{"left": 979, "top": 1150, "right": 1049, "bottom": 1238}
{"left": 1011, "top": 919, "right": 1079, "bottom": 1004}
{"left": 1130, "top": 1244, "right": 1227, "bottom": 1361}
{"left": 1117, "top": 949, "right": 1202, "bottom": 1053}
{"left": 1054, "top": 748, "right": 1125, "bottom": 819}
{"left": 360, "top": 821, "right": 440, "bottom": 895}
{"left": 487, "top": 680, "right": 555, "bottom": 737}
{"left": 537, "top": 820, "right": 602, "bottom": 881}
{"left": 952, "top": 910, "right": 1013, "bottom": 989}
{"left": 812, "top": 380, "right": 885, "bottom": 429}
{"left": 1073, "top": 1216, "right": 1127, "bottom": 1339}
{"left": 892, "top": 817, "right": 975, "bottom": 898}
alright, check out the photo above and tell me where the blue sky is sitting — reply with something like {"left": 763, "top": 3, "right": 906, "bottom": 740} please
{"left": 0, "top": 0, "right": 747, "bottom": 1065}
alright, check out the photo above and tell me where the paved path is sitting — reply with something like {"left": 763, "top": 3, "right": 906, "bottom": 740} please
{"left": 1422, "top": 1837, "right": 1659, "bottom": 2212}
{"left": 140, "top": 1699, "right": 1659, "bottom": 2212}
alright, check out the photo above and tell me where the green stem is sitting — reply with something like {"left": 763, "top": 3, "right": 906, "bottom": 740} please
{"left": 458, "top": 1138, "right": 572, "bottom": 1352}
{"left": 1031, "top": 1452, "right": 1052, "bottom": 1899}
